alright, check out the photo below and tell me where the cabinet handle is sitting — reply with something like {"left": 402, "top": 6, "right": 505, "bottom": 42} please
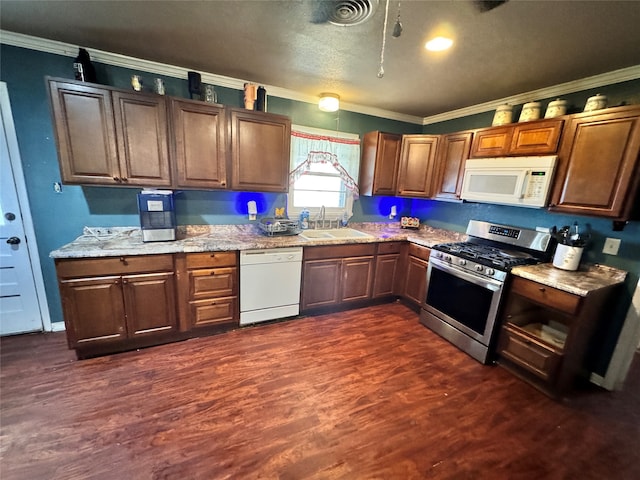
{"left": 538, "top": 287, "right": 546, "bottom": 292}
{"left": 119, "top": 256, "right": 128, "bottom": 265}
{"left": 210, "top": 301, "right": 217, "bottom": 305}
{"left": 209, "top": 271, "right": 216, "bottom": 276}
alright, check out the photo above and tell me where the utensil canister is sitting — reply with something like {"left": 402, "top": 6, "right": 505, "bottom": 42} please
{"left": 553, "top": 244, "right": 583, "bottom": 271}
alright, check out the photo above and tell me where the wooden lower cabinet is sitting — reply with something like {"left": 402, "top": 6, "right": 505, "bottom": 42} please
{"left": 372, "top": 242, "right": 403, "bottom": 298}
{"left": 176, "top": 252, "right": 239, "bottom": 331}
{"left": 497, "top": 275, "right": 619, "bottom": 397}
{"left": 402, "top": 243, "right": 431, "bottom": 309}
{"left": 56, "top": 254, "right": 178, "bottom": 358}
{"left": 301, "top": 244, "right": 375, "bottom": 311}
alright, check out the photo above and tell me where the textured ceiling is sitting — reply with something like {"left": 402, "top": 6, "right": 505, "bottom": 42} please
{"left": 1, "top": 0, "right": 639, "bottom": 119}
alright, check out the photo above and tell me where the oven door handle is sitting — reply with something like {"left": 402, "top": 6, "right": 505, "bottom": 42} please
{"left": 428, "top": 258, "right": 503, "bottom": 292}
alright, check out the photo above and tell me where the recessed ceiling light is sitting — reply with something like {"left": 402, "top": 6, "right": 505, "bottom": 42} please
{"left": 425, "top": 36, "right": 454, "bottom": 52}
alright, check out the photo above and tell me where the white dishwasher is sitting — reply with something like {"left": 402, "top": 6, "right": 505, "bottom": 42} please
{"left": 239, "top": 247, "right": 303, "bottom": 325}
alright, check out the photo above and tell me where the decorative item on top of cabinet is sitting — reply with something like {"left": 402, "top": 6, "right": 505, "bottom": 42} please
{"left": 229, "top": 108, "right": 292, "bottom": 192}
{"left": 47, "top": 77, "right": 172, "bottom": 187}
{"left": 548, "top": 104, "right": 640, "bottom": 225}
{"left": 170, "top": 98, "right": 228, "bottom": 189}
{"left": 301, "top": 244, "right": 375, "bottom": 311}
{"left": 397, "top": 135, "right": 439, "bottom": 197}
{"left": 432, "top": 131, "right": 473, "bottom": 201}
{"left": 497, "top": 275, "right": 622, "bottom": 398}
{"left": 469, "top": 118, "right": 563, "bottom": 158}
{"left": 175, "top": 252, "right": 238, "bottom": 332}
{"left": 359, "top": 131, "right": 402, "bottom": 196}
{"left": 55, "top": 254, "right": 178, "bottom": 359}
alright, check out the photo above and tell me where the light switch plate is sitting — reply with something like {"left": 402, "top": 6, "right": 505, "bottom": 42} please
{"left": 603, "top": 238, "right": 621, "bottom": 255}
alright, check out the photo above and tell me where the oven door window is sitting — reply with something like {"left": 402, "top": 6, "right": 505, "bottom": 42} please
{"left": 426, "top": 265, "right": 499, "bottom": 339}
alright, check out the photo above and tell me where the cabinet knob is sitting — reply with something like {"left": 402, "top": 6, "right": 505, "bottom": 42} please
{"left": 121, "top": 177, "right": 128, "bottom": 182}
{"left": 119, "top": 256, "right": 128, "bottom": 265}
{"left": 113, "top": 176, "right": 121, "bottom": 182}
{"left": 6, "top": 236, "right": 21, "bottom": 245}
{"left": 221, "top": 181, "right": 226, "bottom": 186}
{"left": 114, "top": 279, "right": 120, "bottom": 285}
{"left": 122, "top": 279, "right": 128, "bottom": 284}
{"left": 539, "top": 287, "right": 546, "bottom": 292}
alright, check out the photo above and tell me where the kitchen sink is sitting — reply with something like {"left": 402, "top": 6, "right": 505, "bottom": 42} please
{"left": 300, "top": 228, "right": 372, "bottom": 241}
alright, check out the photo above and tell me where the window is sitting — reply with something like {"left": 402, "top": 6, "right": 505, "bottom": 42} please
{"left": 288, "top": 125, "right": 360, "bottom": 221}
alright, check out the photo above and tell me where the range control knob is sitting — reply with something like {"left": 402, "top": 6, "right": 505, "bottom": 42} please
{"left": 475, "top": 265, "right": 484, "bottom": 272}
{"left": 435, "top": 252, "right": 443, "bottom": 259}
{"left": 458, "top": 259, "right": 467, "bottom": 266}
{"left": 486, "top": 268, "right": 495, "bottom": 276}
{"left": 444, "top": 255, "right": 452, "bottom": 262}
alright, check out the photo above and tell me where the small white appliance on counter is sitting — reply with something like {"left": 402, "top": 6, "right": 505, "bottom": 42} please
{"left": 460, "top": 155, "right": 557, "bottom": 208}
{"left": 137, "top": 190, "right": 176, "bottom": 242}
{"left": 240, "top": 247, "right": 303, "bottom": 325}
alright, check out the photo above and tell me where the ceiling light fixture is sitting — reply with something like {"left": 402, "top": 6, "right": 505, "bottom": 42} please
{"left": 318, "top": 93, "right": 340, "bottom": 112}
{"left": 425, "top": 36, "right": 454, "bottom": 51}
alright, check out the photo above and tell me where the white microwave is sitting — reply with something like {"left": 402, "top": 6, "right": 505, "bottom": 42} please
{"left": 460, "top": 155, "right": 557, "bottom": 208}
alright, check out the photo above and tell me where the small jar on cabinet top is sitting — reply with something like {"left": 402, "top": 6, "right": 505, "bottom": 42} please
{"left": 492, "top": 104, "right": 513, "bottom": 126}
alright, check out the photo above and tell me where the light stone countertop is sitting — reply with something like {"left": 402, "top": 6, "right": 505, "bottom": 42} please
{"left": 49, "top": 222, "right": 468, "bottom": 259}
{"left": 510, "top": 263, "right": 628, "bottom": 297}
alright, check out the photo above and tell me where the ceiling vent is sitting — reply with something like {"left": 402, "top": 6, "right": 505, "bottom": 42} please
{"left": 328, "top": 0, "right": 379, "bottom": 26}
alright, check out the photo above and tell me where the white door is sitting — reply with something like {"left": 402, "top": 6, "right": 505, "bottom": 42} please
{"left": 0, "top": 85, "right": 43, "bottom": 335}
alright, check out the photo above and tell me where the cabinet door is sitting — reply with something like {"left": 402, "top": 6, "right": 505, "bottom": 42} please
{"left": 433, "top": 132, "right": 473, "bottom": 201}
{"left": 403, "top": 255, "right": 429, "bottom": 308}
{"left": 359, "top": 131, "right": 401, "bottom": 196}
{"left": 230, "top": 109, "right": 291, "bottom": 192}
{"left": 341, "top": 256, "right": 374, "bottom": 303}
{"left": 397, "top": 135, "right": 439, "bottom": 197}
{"left": 59, "top": 276, "right": 127, "bottom": 347}
{"left": 469, "top": 126, "right": 512, "bottom": 158}
{"left": 372, "top": 253, "right": 400, "bottom": 298}
{"left": 171, "top": 99, "right": 227, "bottom": 189}
{"left": 111, "top": 91, "right": 171, "bottom": 187}
{"left": 301, "top": 259, "right": 341, "bottom": 310}
{"left": 510, "top": 119, "right": 563, "bottom": 155}
{"left": 549, "top": 106, "right": 640, "bottom": 219}
{"left": 48, "top": 80, "right": 119, "bottom": 185}
{"left": 122, "top": 272, "right": 177, "bottom": 337}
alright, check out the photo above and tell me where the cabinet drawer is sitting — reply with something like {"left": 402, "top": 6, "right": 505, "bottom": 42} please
{"left": 377, "top": 241, "right": 403, "bottom": 255}
{"left": 408, "top": 243, "right": 431, "bottom": 261}
{"left": 499, "top": 325, "right": 561, "bottom": 381}
{"left": 189, "top": 267, "right": 237, "bottom": 299}
{"left": 510, "top": 276, "right": 581, "bottom": 315}
{"left": 56, "top": 254, "right": 174, "bottom": 278}
{"left": 186, "top": 251, "right": 237, "bottom": 269}
{"left": 304, "top": 244, "right": 376, "bottom": 260}
{"left": 190, "top": 297, "right": 237, "bottom": 327}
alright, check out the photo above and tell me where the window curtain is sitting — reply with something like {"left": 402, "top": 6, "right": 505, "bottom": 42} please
{"left": 289, "top": 127, "right": 361, "bottom": 197}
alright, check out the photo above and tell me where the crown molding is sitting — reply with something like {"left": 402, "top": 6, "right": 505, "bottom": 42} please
{"left": 0, "top": 30, "right": 423, "bottom": 125}
{"left": 422, "top": 65, "right": 640, "bottom": 125}
{"left": 2, "top": 30, "right": 638, "bottom": 127}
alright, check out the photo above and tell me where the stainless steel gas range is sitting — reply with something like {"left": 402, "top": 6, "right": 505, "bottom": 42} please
{"left": 420, "top": 220, "right": 553, "bottom": 364}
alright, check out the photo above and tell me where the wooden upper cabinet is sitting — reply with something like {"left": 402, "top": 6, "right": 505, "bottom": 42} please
{"left": 48, "top": 78, "right": 171, "bottom": 187}
{"left": 510, "top": 119, "right": 563, "bottom": 155}
{"left": 470, "top": 126, "right": 512, "bottom": 157}
{"left": 170, "top": 98, "right": 227, "bottom": 189}
{"left": 48, "top": 80, "right": 119, "bottom": 185}
{"left": 111, "top": 91, "right": 171, "bottom": 187}
{"left": 359, "top": 131, "right": 402, "bottom": 196}
{"left": 229, "top": 108, "right": 291, "bottom": 192}
{"left": 469, "top": 119, "right": 563, "bottom": 158}
{"left": 549, "top": 105, "right": 640, "bottom": 220}
{"left": 397, "top": 135, "right": 439, "bottom": 198}
{"left": 432, "top": 131, "right": 473, "bottom": 201}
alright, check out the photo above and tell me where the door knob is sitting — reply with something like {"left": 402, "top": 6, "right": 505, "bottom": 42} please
{"left": 5, "top": 212, "right": 16, "bottom": 221}
{"left": 6, "top": 237, "right": 21, "bottom": 245}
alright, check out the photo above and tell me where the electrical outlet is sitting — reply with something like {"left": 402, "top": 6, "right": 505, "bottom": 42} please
{"left": 603, "top": 238, "right": 621, "bottom": 255}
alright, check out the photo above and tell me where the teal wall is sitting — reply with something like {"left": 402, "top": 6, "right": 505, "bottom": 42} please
{"left": 1, "top": 43, "right": 638, "bottom": 376}
{"left": 0, "top": 44, "right": 421, "bottom": 328}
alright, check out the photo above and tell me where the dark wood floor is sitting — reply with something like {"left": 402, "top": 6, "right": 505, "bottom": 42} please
{"left": 1, "top": 303, "right": 639, "bottom": 480}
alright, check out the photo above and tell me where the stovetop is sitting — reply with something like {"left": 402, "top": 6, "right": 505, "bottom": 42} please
{"left": 432, "top": 242, "right": 539, "bottom": 271}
